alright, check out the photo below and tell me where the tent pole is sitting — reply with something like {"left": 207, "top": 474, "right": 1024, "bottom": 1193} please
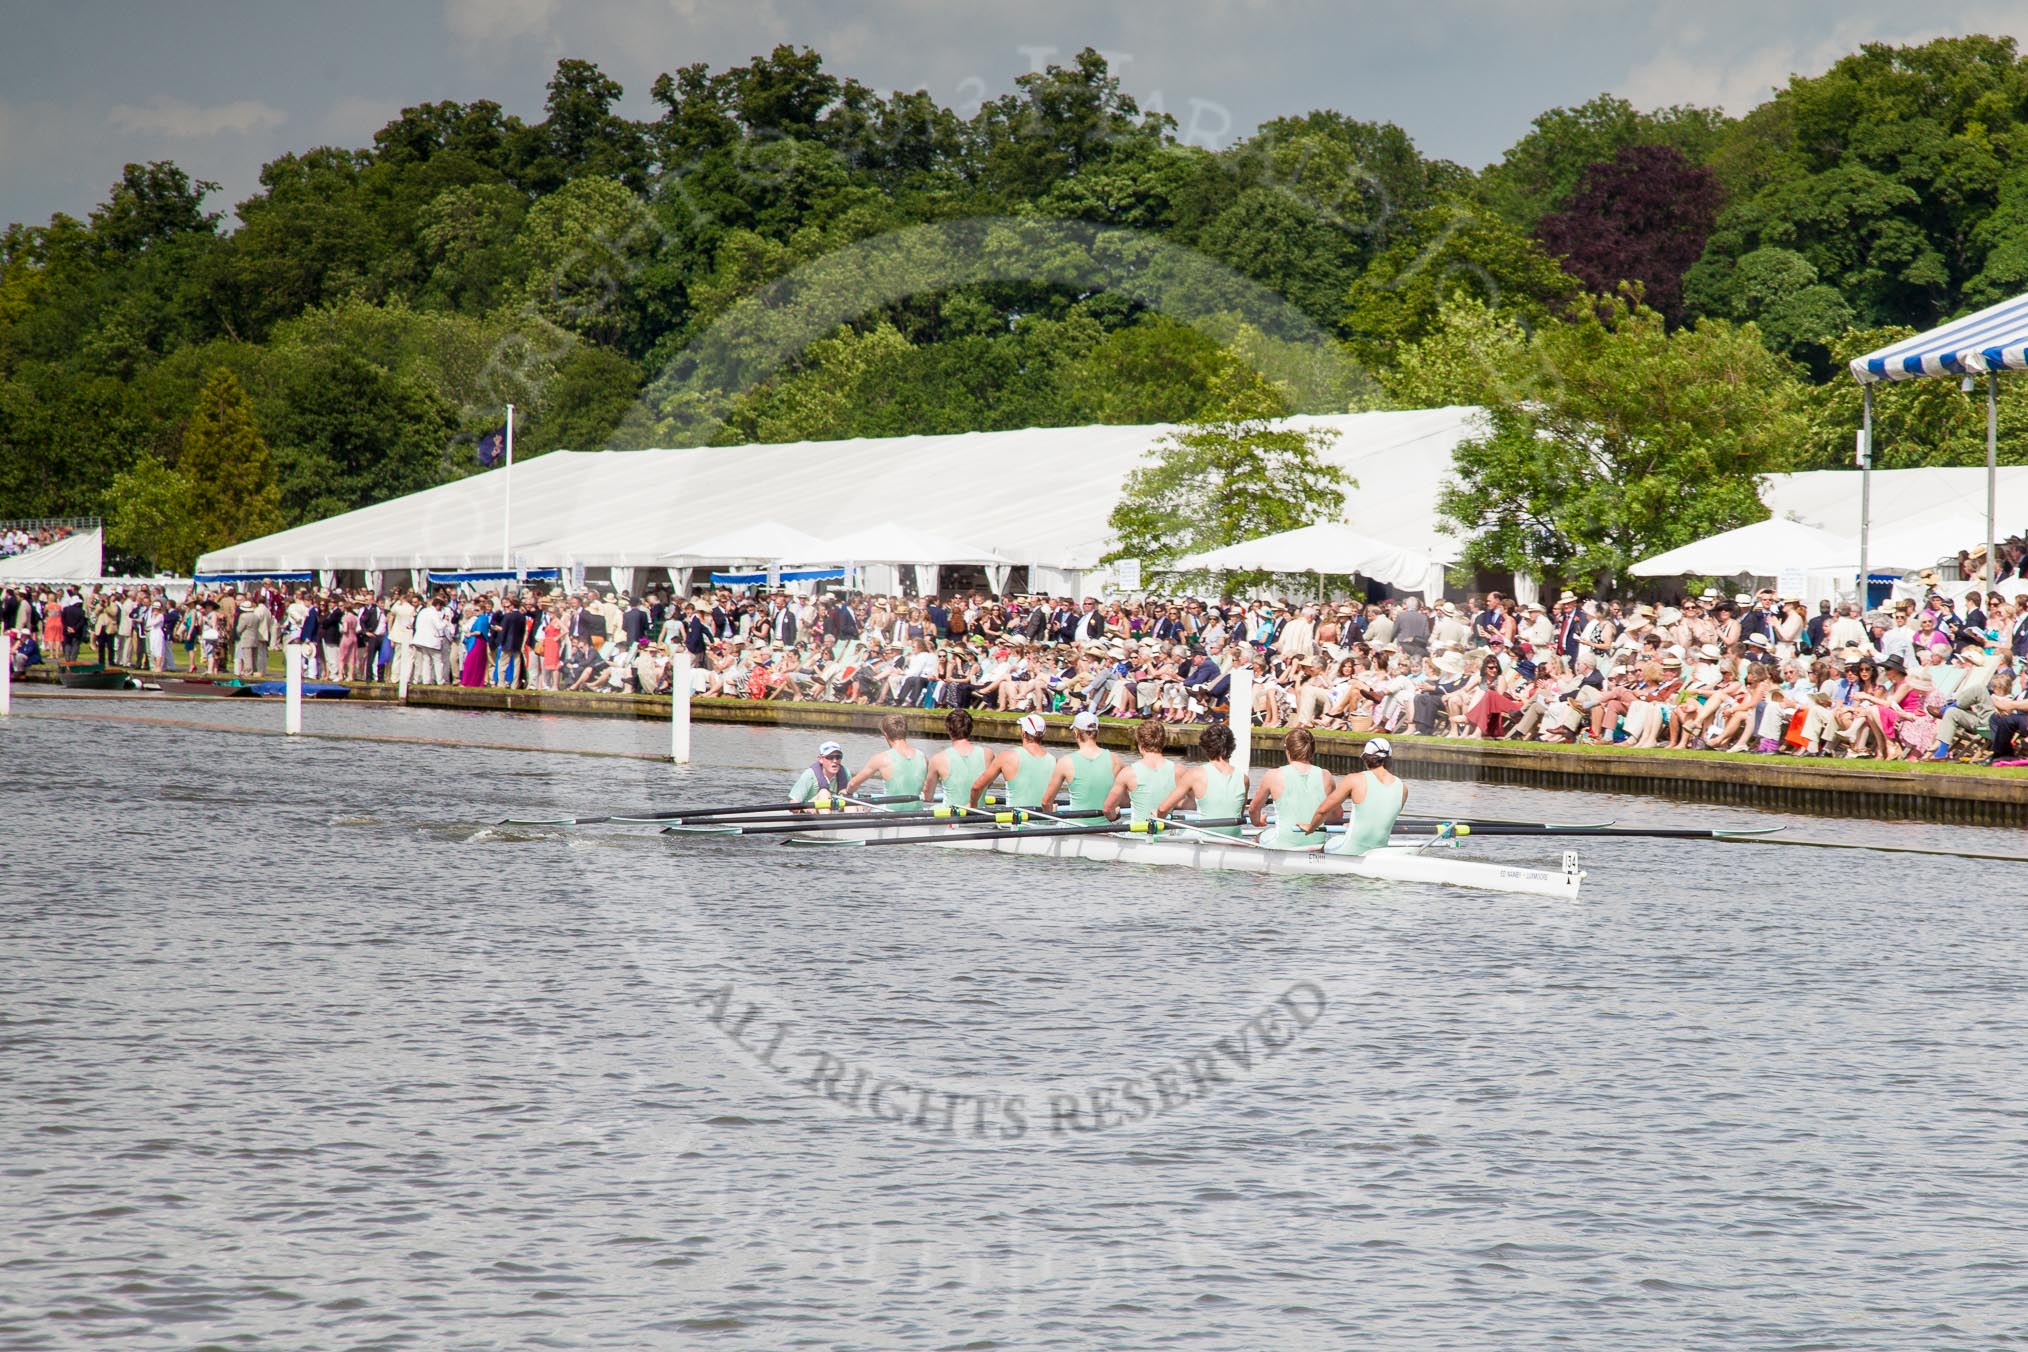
{"left": 1859, "top": 384, "right": 1872, "bottom": 608}
{"left": 1987, "top": 373, "right": 1999, "bottom": 595}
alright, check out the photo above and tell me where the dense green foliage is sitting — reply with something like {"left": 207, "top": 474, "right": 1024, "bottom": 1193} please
{"left": 10, "top": 36, "right": 2028, "bottom": 572}
{"left": 1105, "top": 362, "right": 1349, "bottom": 592}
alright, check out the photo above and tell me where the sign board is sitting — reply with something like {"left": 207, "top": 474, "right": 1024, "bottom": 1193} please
{"left": 766, "top": 561, "right": 782, "bottom": 590}
{"left": 567, "top": 562, "right": 586, "bottom": 595}
{"left": 1776, "top": 568, "right": 1807, "bottom": 602}
{"left": 1114, "top": 558, "right": 1142, "bottom": 592}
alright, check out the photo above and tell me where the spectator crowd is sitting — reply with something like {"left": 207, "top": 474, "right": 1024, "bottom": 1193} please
{"left": 6, "top": 576, "right": 2027, "bottom": 767}
{"left": 0, "top": 523, "right": 79, "bottom": 558}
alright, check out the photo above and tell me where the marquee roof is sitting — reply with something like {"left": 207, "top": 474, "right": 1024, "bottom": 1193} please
{"left": 194, "top": 408, "right": 1483, "bottom": 576}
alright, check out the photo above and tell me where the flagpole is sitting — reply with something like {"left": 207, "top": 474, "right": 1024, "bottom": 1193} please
{"left": 503, "top": 403, "right": 515, "bottom": 577}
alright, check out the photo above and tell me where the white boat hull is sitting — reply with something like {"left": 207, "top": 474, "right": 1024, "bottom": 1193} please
{"left": 788, "top": 822, "right": 1583, "bottom": 899}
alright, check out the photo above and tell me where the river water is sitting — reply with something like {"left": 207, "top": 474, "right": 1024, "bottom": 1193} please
{"left": 4, "top": 693, "right": 2027, "bottom": 1350}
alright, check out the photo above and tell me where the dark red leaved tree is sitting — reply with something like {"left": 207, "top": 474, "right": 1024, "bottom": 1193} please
{"left": 1536, "top": 144, "right": 1722, "bottom": 325}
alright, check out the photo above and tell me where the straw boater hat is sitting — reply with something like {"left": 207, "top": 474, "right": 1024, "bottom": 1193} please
{"left": 1557, "top": 590, "right": 1577, "bottom": 604}
{"left": 1435, "top": 652, "right": 1467, "bottom": 676}
{"left": 1656, "top": 606, "right": 1681, "bottom": 625}
{"left": 1698, "top": 643, "right": 1722, "bottom": 660}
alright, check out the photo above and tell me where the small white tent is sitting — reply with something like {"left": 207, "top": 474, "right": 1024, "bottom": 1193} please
{"left": 1631, "top": 518, "right": 1854, "bottom": 577}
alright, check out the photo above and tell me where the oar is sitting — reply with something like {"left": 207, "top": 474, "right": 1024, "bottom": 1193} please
{"left": 666, "top": 806, "right": 1104, "bottom": 838}
{"left": 1396, "top": 824, "right": 1783, "bottom": 840}
{"left": 1396, "top": 815, "right": 1616, "bottom": 831}
{"left": 852, "top": 817, "right": 1245, "bottom": 849}
{"left": 502, "top": 792, "right": 922, "bottom": 826}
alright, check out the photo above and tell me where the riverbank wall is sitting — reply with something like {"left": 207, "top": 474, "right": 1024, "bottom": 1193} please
{"left": 30, "top": 669, "right": 2021, "bottom": 827}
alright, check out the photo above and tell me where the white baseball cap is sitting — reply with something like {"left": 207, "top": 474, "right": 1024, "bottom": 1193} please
{"left": 1363, "top": 736, "right": 1392, "bottom": 758}
{"left": 1071, "top": 710, "right": 1100, "bottom": 731}
{"left": 817, "top": 740, "right": 844, "bottom": 757}
{"left": 1018, "top": 713, "right": 1046, "bottom": 736}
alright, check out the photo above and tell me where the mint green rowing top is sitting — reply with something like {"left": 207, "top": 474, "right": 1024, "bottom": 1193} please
{"left": 1126, "top": 758, "right": 1177, "bottom": 824}
{"left": 1065, "top": 747, "right": 1114, "bottom": 812}
{"left": 1194, "top": 763, "right": 1247, "bottom": 836}
{"left": 880, "top": 746, "right": 927, "bottom": 810}
{"left": 938, "top": 743, "right": 989, "bottom": 806}
{"left": 1330, "top": 770, "right": 1405, "bottom": 855}
{"left": 1267, "top": 762, "right": 1329, "bottom": 848}
{"left": 1006, "top": 746, "right": 1056, "bottom": 808}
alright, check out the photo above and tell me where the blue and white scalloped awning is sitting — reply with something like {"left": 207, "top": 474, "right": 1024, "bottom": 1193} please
{"left": 1851, "top": 291, "right": 2028, "bottom": 382}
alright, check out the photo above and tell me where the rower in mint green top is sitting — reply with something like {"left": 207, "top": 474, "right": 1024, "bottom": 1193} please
{"left": 939, "top": 742, "right": 988, "bottom": 805}
{"left": 1045, "top": 713, "right": 1121, "bottom": 814}
{"left": 1126, "top": 758, "right": 1177, "bottom": 824}
{"left": 1332, "top": 770, "right": 1405, "bottom": 855}
{"left": 1156, "top": 722, "right": 1249, "bottom": 838}
{"left": 1312, "top": 737, "right": 1408, "bottom": 856}
{"left": 924, "top": 710, "right": 990, "bottom": 809}
{"left": 1105, "top": 721, "right": 1178, "bottom": 826}
{"left": 1066, "top": 747, "right": 1115, "bottom": 811}
{"left": 842, "top": 715, "right": 928, "bottom": 813}
{"left": 1266, "top": 762, "right": 1329, "bottom": 848}
{"left": 881, "top": 746, "right": 928, "bottom": 809}
{"left": 1193, "top": 764, "right": 1247, "bottom": 836}
{"left": 1006, "top": 747, "right": 1056, "bottom": 808}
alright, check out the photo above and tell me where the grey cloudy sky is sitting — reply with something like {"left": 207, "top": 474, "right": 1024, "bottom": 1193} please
{"left": 3, "top": 0, "right": 2024, "bottom": 230}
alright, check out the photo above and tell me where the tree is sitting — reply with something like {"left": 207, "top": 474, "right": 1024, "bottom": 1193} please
{"left": 1366, "top": 296, "right": 1533, "bottom": 409}
{"left": 1535, "top": 144, "right": 1723, "bottom": 325}
{"left": 178, "top": 368, "right": 283, "bottom": 559}
{"left": 1438, "top": 293, "right": 1815, "bottom": 592}
{"left": 106, "top": 454, "right": 200, "bottom": 573}
{"left": 87, "top": 162, "right": 220, "bottom": 259}
{"left": 1683, "top": 246, "right": 1855, "bottom": 374}
{"left": 1344, "top": 201, "right": 1581, "bottom": 367}
{"left": 511, "top": 176, "right": 667, "bottom": 355}
{"left": 1105, "top": 362, "right": 1348, "bottom": 590}
{"left": 513, "top": 59, "right": 651, "bottom": 194}
{"left": 1479, "top": 94, "right": 1729, "bottom": 229}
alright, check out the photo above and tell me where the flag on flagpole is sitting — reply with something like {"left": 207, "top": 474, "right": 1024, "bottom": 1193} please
{"left": 477, "top": 428, "right": 507, "bottom": 467}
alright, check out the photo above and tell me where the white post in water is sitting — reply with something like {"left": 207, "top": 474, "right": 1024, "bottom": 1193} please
{"left": 0, "top": 631, "right": 12, "bottom": 716}
{"left": 502, "top": 403, "right": 515, "bottom": 571}
{"left": 1228, "top": 666, "right": 1253, "bottom": 779}
{"left": 284, "top": 644, "right": 304, "bottom": 735}
{"left": 397, "top": 646, "right": 410, "bottom": 702}
{"left": 670, "top": 651, "right": 692, "bottom": 763}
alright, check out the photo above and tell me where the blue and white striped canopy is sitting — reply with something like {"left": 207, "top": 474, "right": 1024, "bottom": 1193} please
{"left": 1851, "top": 291, "right": 2028, "bottom": 382}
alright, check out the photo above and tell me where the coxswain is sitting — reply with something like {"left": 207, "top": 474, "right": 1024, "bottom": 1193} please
{"left": 1302, "top": 736, "right": 1406, "bottom": 854}
{"left": 1041, "top": 709, "right": 1121, "bottom": 814}
{"left": 1104, "top": 719, "right": 1176, "bottom": 824}
{"left": 844, "top": 712, "right": 928, "bottom": 812}
{"left": 971, "top": 712, "right": 1057, "bottom": 809}
{"left": 920, "top": 708, "right": 990, "bottom": 807}
{"left": 1250, "top": 725, "right": 1335, "bottom": 848}
{"left": 1155, "top": 721, "right": 1248, "bottom": 836}
{"left": 789, "top": 739, "right": 850, "bottom": 810}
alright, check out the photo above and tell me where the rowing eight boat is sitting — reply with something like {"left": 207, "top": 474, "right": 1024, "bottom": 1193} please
{"left": 772, "top": 821, "right": 1584, "bottom": 899}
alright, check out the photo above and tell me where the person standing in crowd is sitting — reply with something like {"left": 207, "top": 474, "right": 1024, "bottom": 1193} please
{"left": 493, "top": 596, "right": 528, "bottom": 687}
{"left": 59, "top": 588, "right": 87, "bottom": 662}
{"left": 411, "top": 594, "right": 445, "bottom": 684}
